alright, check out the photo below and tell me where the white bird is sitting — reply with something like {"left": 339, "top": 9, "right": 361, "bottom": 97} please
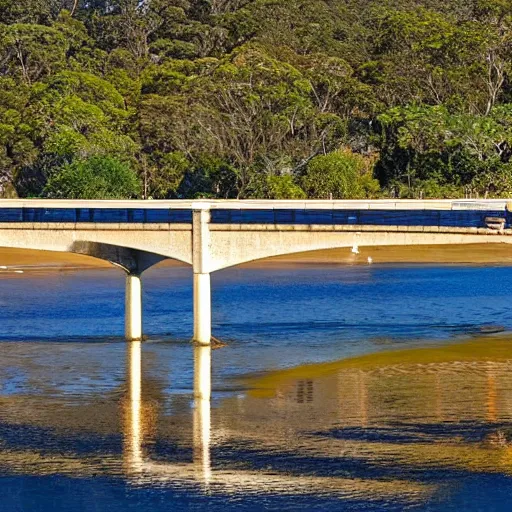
{"left": 367, "top": 257, "right": 373, "bottom": 265}
{"left": 0, "top": 266, "right": 7, "bottom": 269}
{"left": 351, "top": 244, "right": 359, "bottom": 254}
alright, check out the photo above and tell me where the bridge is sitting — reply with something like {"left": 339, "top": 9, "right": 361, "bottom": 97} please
{"left": 1, "top": 198, "right": 511, "bottom": 343}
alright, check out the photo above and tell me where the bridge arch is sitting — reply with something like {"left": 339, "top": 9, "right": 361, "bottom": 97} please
{"left": 0, "top": 225, "right": 192, "bottom": 268}
{"left": 207, "top": 229, "right": 512, "bottom": 272}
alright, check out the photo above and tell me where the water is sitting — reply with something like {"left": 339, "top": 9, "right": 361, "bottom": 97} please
{"left": 1, "top": 263, "right": 512, "bottom": 510}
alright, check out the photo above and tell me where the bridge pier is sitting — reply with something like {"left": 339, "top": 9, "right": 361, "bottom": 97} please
{"left": 125, "top": 273, "right": 143, "bottom": 341}
{"left": 193, "top": 273, "right": 211, "bottom": 345}
{"left": 193, "top": 205, "right": 212, "bottom": 345}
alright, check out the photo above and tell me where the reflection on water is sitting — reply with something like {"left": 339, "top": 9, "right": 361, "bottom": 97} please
{"left": 3, "top": 265, "right": 512, "bottom": 510}
{"left": 193, "top": 345, "right": 211, "bottom": 484}
{"left": 4, "top": 337, "right": 512, "bottom": 509}
{"left": 124, "top": 341, "right": 143, "bottom": 474}
{"left": 120, "top": 343, "right": 426, "bottom": 503}
{"left": 123, "top": 342, "right": 213, "bottom": 488}
{"left": 241, "top": 343, "right": 512, "bottom": 473}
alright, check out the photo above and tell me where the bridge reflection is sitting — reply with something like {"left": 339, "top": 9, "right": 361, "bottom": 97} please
{"left": 123, "top": 342, "right": 213, "bottom": 486}
{"left": 118, "top": 342, "right": 432, "bottom": 500}
{"left": 193, "top": 345, "right": 212, "bottom": 483}
{"left": 124, "top": 340, "right": 143, "bottom": 474}
{"left": 10, "top": 337, "right": 512, "bottom": 502}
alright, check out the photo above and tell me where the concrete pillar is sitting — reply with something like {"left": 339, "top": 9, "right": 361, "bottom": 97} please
{"left": 125, "top": 273, "right": 142, "bottom": 341}
{"left": 193, "top": 272, "right": 211, "bottom": 345}
{"left": 193, "top": 205, "right": 212, "bottom": 345}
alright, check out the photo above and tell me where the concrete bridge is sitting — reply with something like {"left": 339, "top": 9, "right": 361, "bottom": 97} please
{"left": 1, "top": 198, "right": 511, "bottom": 343}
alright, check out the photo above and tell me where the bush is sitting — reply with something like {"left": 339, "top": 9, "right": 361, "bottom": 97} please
{"left": 302, "top": 149, "right": 379, "bottom": 199}
{"left": 266, "top": 175, "right": 306, "bottom": 199}
{"left": 43, "top": 156, "right": 141, "bottom": 199}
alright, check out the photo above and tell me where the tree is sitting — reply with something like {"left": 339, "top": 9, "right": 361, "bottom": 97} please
{"left": 376, "top": 103, "right": 512, "bottom": 196}
{"left": 139, "top": 44, "right": 349, "bottom": 197}
{"left": 302, "top": 149, "right": 379, "bottom": 199}
{"left": 0, "top": 23, "right": 68, "bottom": 84}
{"left": 0, "top": 77, "right": 41, "bottom": 195}
{"left": 265, "top": 175, "right": 306, "bottom": 199}
{"left": 43, "top": 155, "right": 141, "bottom": 198}
{"left": 3, "top": 0, "right": 512, "bottom": 199}
{"left": 0, "top": 0, "right": 62, "bottom": 24}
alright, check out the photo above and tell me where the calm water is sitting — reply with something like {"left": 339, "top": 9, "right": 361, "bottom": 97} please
{"left": 1, "top": 263, "right": 512, "bottom": 510}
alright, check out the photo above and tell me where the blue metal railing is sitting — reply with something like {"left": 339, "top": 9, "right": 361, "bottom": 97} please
{"left": 0, "top": 208, "right": 193, "bottom": 223}
{"left": 0, "top": 207, "right": 508, "bottom": 228}
{"left": 210, "top": 209, "right": 509, "bottom": 228}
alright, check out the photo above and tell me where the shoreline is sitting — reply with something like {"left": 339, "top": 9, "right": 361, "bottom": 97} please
{"left": 1, "top": 244, "right": 512, "bottom": 272}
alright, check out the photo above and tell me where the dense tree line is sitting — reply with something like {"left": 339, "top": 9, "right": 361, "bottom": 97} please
{"left": 1, "top": 0, "right": 511, "bottom": 199}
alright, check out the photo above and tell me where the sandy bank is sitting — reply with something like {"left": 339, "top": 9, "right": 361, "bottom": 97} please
{"left": 244, "top": 334, "right": 512, "bottom": 398}
{"left": 0, "top": 244, "right": 511, "bottom": 271}
{"left": 259, "top": 244, "right": 512, "bottom": 266}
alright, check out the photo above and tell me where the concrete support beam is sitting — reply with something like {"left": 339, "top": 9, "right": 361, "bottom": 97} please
{"left": 125, "top": 273, "right": 143, "bottom": 341}
{"left": 193, "top": 273, "right": 211, "bottom": 345}
{"left": 192, "top": 206, "right": 212, "bottom": 273}
{"left": 193, "top": 206, "right": 212, "bottom": 345}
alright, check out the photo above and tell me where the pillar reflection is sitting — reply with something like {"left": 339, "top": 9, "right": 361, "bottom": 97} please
{"left": 123, "top": 341, "right": 213, "bottom": 484}
{"left": 125, "top": 274, "right": 143, "bottom": 341}
{"left": 486, "top": 367, "right": 498, "bottom": 423}
{"left": 193, "top": 345, "right": 212, "bottom": 484}
{"left": 124, "top": 340, "right": 144, "bottom": 475}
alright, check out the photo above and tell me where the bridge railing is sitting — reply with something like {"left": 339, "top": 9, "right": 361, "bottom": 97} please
{"left": 0, "top": 208, "right": 193, "bottom": 224}
{"left": 0, "top": 204, "right": 509, "bottom": 229}
{"left": 210, "top": 208, "right": 509, "bottom": 228}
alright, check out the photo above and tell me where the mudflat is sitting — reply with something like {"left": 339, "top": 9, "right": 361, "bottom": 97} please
{"left": 0, "top": 244, "right": 510, "bottom": 271}
{"left": 260, "top": 244, "right": 512, "bottom": 266}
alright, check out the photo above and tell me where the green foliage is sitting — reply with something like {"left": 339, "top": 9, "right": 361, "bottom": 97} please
{"left": 44, "top": 156, "right": 141, "bottom": 199}
{"left": 471, "top": 164, "right": 512, "bottom": 197}
{"left": 2, "top": 0, "right": 512, "bottom": 198}
{"left": 145, "top": 151, "right": 191, "bottom": 199}
{"left": 377, "top": 104, "right": 512, "bottom": 197}
{"left": 178, "top": 155, "right": 239, "bottom": 199}
{"left": 302, "top": 149, "right": 379, "bottom": 199}
{"left": 0, "top": 0, "right": 61, "bottom": 26}
{"left": 0, "top": 23, "right": 68, "bottom": 83}
{"left": 0, "top": 78, "right": 38, "bottom": 188}
{"left": 265, "top": 175, "right": 306, "bottom": 200}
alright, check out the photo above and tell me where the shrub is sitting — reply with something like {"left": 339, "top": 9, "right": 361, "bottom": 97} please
{"left": 302, "top": 149, "right": 379, "bottom": 199}
{"left": 44, "top": 156, "right": 141, "bottom": 199}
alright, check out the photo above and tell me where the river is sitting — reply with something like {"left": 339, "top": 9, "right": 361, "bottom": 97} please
{"left": 1, "top": 262, "right": 512, "bottom": 510}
